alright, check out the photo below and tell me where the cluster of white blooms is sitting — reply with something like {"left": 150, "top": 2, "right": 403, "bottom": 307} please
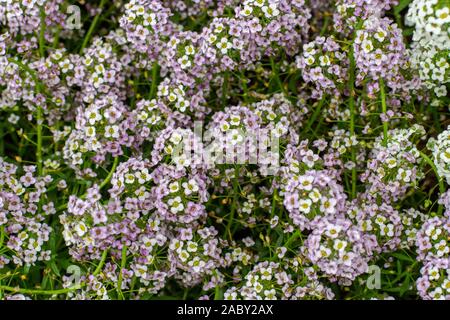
{"left": 428, "top": 125, "right": 450, "bottom": 184}
{"left": 406, "top": 0, "right": 449, "bottom": 99}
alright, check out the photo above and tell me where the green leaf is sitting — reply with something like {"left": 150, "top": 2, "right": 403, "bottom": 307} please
{"left": 395, "top": 0, "right": 413, "bottom": 14}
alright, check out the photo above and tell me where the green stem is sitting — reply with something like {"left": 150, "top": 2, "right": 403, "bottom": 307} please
{"left": 270, "top": 188, "right": 278, "bottom": 218}
{"left": 79, "top": 0, "right": 107, "bottom": 54}
{"left": 222, "top": 72, "right": 229, "bottom": 108}
{"left": 0, "top": 285, "right": 80, "bottom": 296}
{"left": 348, "top": 46, "right": 357, "bottom": 199}
{"left": 213, "top": 271, "right": 223, "bottom": 300}
{"left": 93, "top": 249, "right": 109, "bottom": 276}
{"left": 284, "top": 230, "right": 301, "bottom": 248}
{"left": 150, "top": 63, "right": 159, "bottom": 100}
{"left": 270, "top": 57, "right": 286, "bottom": 95}
{"left": 36, "top": 107, "right": 43, "bottom": 176}
{"left": 379, "top": 78, "right": 388, "bottom": 147}
{"left": 419, "top": 151, "right": 445, "bottom": 216}
{"left": 39, "top": 6, "right": 46, "bottom": 58}
{"left": 116, "top": 245, "right": 127, "bottom": 300}
{"left": 99, "top": 156, "right": 119, "bottom": 190}
{"left": 301, "top": 97, "right": 325, "bottom": 135}
{"left": 0, "top": 226, "right": 4, "bottom": 250}
{"left": 224, "top": 166, "right": 240, "bottom": 239}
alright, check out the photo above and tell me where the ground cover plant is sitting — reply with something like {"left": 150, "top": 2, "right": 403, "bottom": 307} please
{"left": 0, "top": 0, "right": 449, "bottom": 300}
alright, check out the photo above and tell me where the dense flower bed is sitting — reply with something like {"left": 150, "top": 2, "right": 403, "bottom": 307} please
{"left": 0, "top": 0, "right": 449, "bottom": 300}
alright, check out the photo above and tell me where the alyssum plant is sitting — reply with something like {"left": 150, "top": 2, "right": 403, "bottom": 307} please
{"left": 0, "top": 0, "right": 449, "bottom": 300}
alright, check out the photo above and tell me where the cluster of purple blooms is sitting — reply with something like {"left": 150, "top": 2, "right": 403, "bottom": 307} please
{"left": 0, "top": 0, "right": 449, "bottom": 301}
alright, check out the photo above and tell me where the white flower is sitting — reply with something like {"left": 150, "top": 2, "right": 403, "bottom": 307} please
{"left": 425, "top": 226, "right": 441, "bottom": 240}
{"left": 308, "top": 188, "right": 321, "bottom": 203}
{"left": 186, "top": 241, "right": 198, "bottom": 252}
{"left": 175, "top": 99, "right": 190, "bottom": 112}
{"left": 217, "top": 37, "right": 232, "bottom": 54}
{"left": 320, "top": 197, "right": 337, "bottom": 214}
{"left": 386, "top": 157, "right": 397, "bottom": 168}
{"left": 173, "top": 153, "right": 191, "bottom": 168}
{"left": 374, "top": 28, "right": 387, "bottom": 42}
{"left": 220, "top": 121, "right": 230, "bottom": 132}
{"left": 325, "top": 224, "right": 342, "bottom": 238}
{"left": 134, "top": 5, "right": 145, "bottom": 16}
{"left": 380, "top": 224, "right": 395, "bottom": 237}
{"left": 436, "top": 8, "right": 450, "bottom": 24}
{"left": 262, "top": 4, "right": 280, "bottom": 18}
{"left": 435, "top": 85, "right": 447, "bottom": 97}
{"left": 86, "top": 109, "right": 102, "bottom": 125}
{"left": 168, "top": 196, "right": 184, "bottom": 213}
{"left": 340, "top": 251, "right": 355, "bottom": 266}
{"left": 224, "top": 291, "right": 238, "bottom": 300}
{"left": 298, "top": 175, "right": 314, "bottom": 191}
{"left": 431, "top": 287, "right": 444, "bottom": 300}
{"left": 7, "top": 114, "right": 19, "bottom": 124}
{"left": 136, "top": 168, "right": 150, "bottom": 184}
{"left": 182, "top": 179, "right": 199, "bottom": 196}
{"left": 428, "top": 267, "right": 440, "bottom": 281}
{"left": 143, "top": 13, "right": 157, "bottom": 26}
{"left": 75, "top": 222, "right": 88, "bottom": 237}
{"left": 125, "top": 173, "right": 136, "bottom": 184}
{"left": 260, "top": 267, "right": 272, "bottom": 280}
{"left": 254, "top": 0, "right": 265, "bottom": 8}
{"left": 85, "top": 126, "right": 96, "bottom": 138}
{"left": 169, "top": 182, "right": 179, "bottom": 193}
{"left": 230, "top": 115, "right": 241, "bottom": 126}
{"left": 333, "top": 239, "right": 348, "bottom": 252}
{"left": 185, "top": 45, "right": 195, "bottom": 55}
{"left": 263, "top": 289, "right": 276, "bottom": 300}
{"left": 188, "top": 257, "right": 206, "bottom": 273}
{"left": 178, "top": 55, "right": 191, "bottom": 69}
{"left": 319, "top": 245, "right": 331, "bottom": 258}
{"left": 396, "top": 168, "right": 412, "bottom": 183}
{"left": 170, "top": 132, "right": 183, "bottom": 144}
{"left": 208, "top": 34, "right": 217, "bottom": 44}
{"left": 179, "top": 250, "right": 190, "bottom": 262}
{"left": 361, "top": 39, "right": 374, "bottom": 53}
{"left": 319, "top": 55, "right": 331, "bottom": 66}
{"left": 241, "top": 5, "right": 253, "bottom": 17}
{"left": 435, "top": 239, "right": 449, "bottom": 257}
{"left": 298, "top": 199, "right": 312, "bottom": 213}
{"left": 214, "top": 23, "right": 225, "bottom": 34}
{"left": 228, "top": 129, "right": 244, "bottom": 145}
{"left": 104, "top": 125, "right": 120, "bottom": 139}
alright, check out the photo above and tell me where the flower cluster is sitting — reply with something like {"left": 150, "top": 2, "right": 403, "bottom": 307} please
{"left": 428, "top": 125, "right": 450, "bottom": 184}
{"left": 406, "top": 0, "right": 449, "bottom": 99}
{"left": 304, "top": 217, "right": 371, "bottom": 285}
{"left": 361, "top": 125, "right": 425, "bottom": 202}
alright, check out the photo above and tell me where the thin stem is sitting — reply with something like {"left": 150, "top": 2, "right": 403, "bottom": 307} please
{"left": 301, "top": 97, "right": 325, "bottom": 135}
{"left": 419, "top": 151, "right": 445, "bottom": 216}
{"left": 270, "top": 188, "right": 278, "bottom": 218}
{"left": 39, "top": 6, "right": 46, "bottom": 58}
{"left": 79, "top": 0, "right": 107, "bottom": 54}
{"left": 284, "top": 230, "right": 301, "bottom": 248}
{"left": 270, "top": 57, "right": 286, "bottom": 95}
{"left": 0, "top": 285, "right": 80, "bottom": 296}
{"left": 348, "top": 46, "right": 357, "bottom": 199}
{"left": 224, "top": 166, "right": 240, "bottom": 240}
{"left": 222, "top": 72, "right": 229, "bottom": 108}
{"left": 99, "top": 156, "right": 119, "bottom": 190}
{"left": 379, "top": 78, "right": 388, "bottom": 146}
{"left": 116, "top": 245, "right": 127, "bottom": 300}
{"left": 93, "top": 249, "right": 109, "bottom": 276}
{"left": 150, "top": 62, "right": 160, "bottom": 99}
